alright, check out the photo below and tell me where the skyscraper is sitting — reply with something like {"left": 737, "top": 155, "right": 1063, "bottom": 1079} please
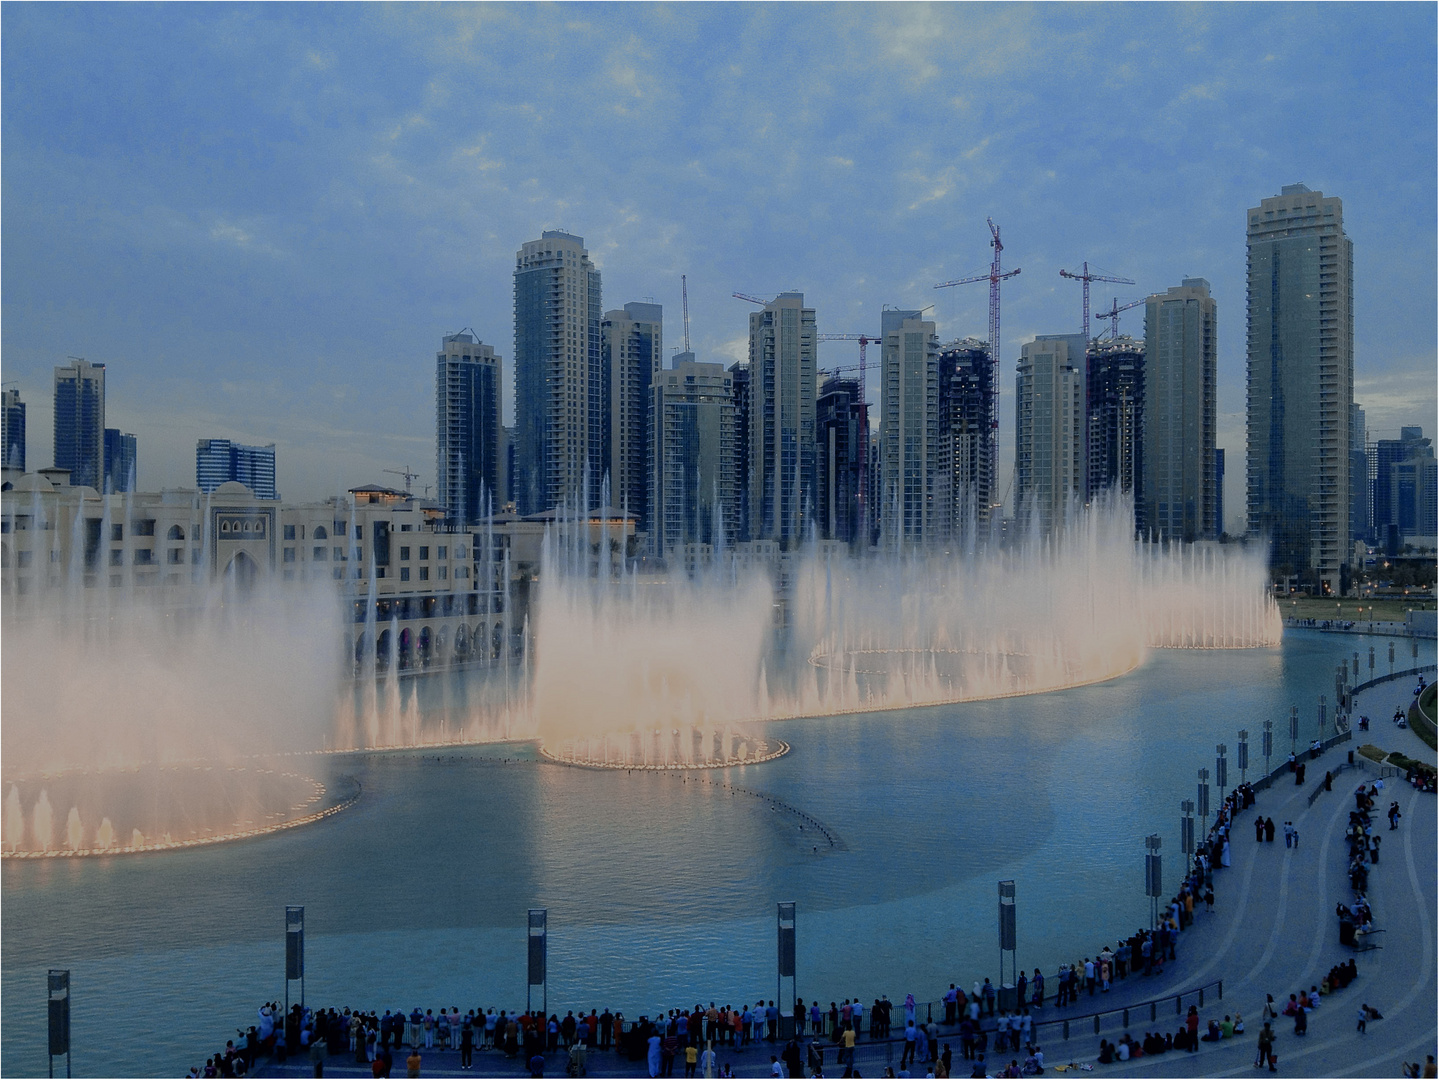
{"left": 747, "top": 292, "right": 816, "bottom": 544}
{"left": 196, "top": 439, "right": 278, "bottom": 500}
{"left": 513, "top": 231, "right": 602, "bottom": 515}
{"left": 1246, "top": 184, "right": 1353, "bottom": 592}
{"left": 1086, "top": 334, "right": 1146, "bottom": 520}
{"left": 1144, "top": 277, "right": 1217, "bottom": 542}
{"left": 815, "top": 374, "right": 866, "bottom": 545}
{"left": 2, "top": 388, "right": 25, "bottom": 471}
{"left": 1374, "top": 427, "right": 1434, "bottom": 553}
{"left": 601, "top": 302, "right": 662, "bottom": 526}
{"left": 879, "top": 308, "right": 940, "bottom": 545}
{"left": 729, "top": 362, "right": 751, "bottom": 542}
{"left": 1015, "top": 334, "right": 1085, "bottom": 533}
{"left": 436, "top": 331, "right": 501, "bottom": 525}
{"left": 103, "top": 428, "right": 137, "bottom": 493}
{"left": 649, "top": 360, "right": 735, "bottom": 554}
{"left": 938, "top": 338, "right": 996, "bottom": 545}
{"left": 53, "top": 358, "right": 105, "bottom": 490}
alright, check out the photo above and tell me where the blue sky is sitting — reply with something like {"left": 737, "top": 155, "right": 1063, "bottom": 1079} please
{"left": 3, "top": 3, "right": 1434, "bottom": 526}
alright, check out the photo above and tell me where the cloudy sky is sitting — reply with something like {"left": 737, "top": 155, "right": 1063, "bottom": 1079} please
{"left": 4, "top": 3, "right": 1434, "bottom": 528}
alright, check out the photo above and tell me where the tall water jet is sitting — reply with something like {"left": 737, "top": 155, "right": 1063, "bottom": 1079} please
{"left": 96, "top": 817, "right": 115, "bottom": 850}
{"left": 4, "top": 785, "right": 23, "bottom": 851}
{"left": 32, "top": 791, "right": 53, "bottom": 852}
{"left": 66, "top": 807, "right": 84, "bottom": 851}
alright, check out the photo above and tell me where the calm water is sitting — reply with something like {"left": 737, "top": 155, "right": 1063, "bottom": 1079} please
{"left": 2, "top": 630, "right": 1431, "bottom": 1077}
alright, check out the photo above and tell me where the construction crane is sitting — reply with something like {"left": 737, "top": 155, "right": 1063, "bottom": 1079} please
{"left": 383, "top": 467, "right": 420, "bottom": 493}
{"left": 1094, "top": 296, "right": 1146, "bottom": 340}
{"left": 681, "top": 274, "right": 692, "bottom": 353}
{"left": 732, "top": 291, "right": 771, "bottom": 306}
{"left": 1059, "top": 262, "right": 1135, "bottom": 345}
{"left": 934, "top": 217, "right": 1018, "bottom": 518}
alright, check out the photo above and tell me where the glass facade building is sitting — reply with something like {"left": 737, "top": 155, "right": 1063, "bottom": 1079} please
{"left": 103, "top": 428, "right": 138, "bottom": 493}
{"left": 938, "top": 339, "right": 996, "bottom": 546}
{"left": 649, "top": 360, "right": 735, "bottom": 554}
{"left": 513, "top": 231, "right": 602, "bottom": 515}
{"left": 2, "top": 388, "right": 25, "bottom": 471}
{"left": 747, "top": 293, "right": 816, "bottom": 545}
{"left": 196, "top": 439, "right": 278, "bottom": 500}
{"left": 602, "top": 302, "right": 662, "bottom": 528}
{"left": 816, "top": 374, "right": 866, "bottom": 545}
{"left": 436, "top": 332, "right": 501, "bottom": 526}
{"left": 880, "top": 309, "right": 940, "bottom": 546}
{"left": 1246, "top": 184, "right": 1353, "bottom": 592}
{"left": 1015, "top": 334, "right": 1086, "bottom": 535}
{"left": 53, "top": 358, "right": 105, "bottom": 491}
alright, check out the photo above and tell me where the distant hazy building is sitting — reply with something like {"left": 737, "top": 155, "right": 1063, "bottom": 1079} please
{"left": 2, "top": 388, "right": 25, "bottom": 471}
{"left": 747, "top": 292, "right": 816, "bottom": 545}
{"left": 197, "top": 439, "right": 278, "bottom": 500}
{"left": 1086, "top": 334, "right": 1146, "bottom": 523}
{"left": 602, "top": 302, "right": 662, "bottom": 527}
{"left": 1015, "top": 334, "right": 1086, "bottom": 533}
{"left": 1374, "top": 427, "right": 1436, "bottom": 552}
{"left": 880, "top": 309, "right": 941, "bottom": 545}
{"left": 1350, "top": 403, "right": 1368, "bottom": 543}
{"left": 938, "top": 338, "right": 996, "bottom": 545}
{"left": 53, "top": 358, "right": 105, "bottom": 491}
{"left": 1246, "top": 184, "right": 1353, "bottom": 592}
{"left": 1215, "top": 448, "right": 1226, "bottom": 537}
{"left": 816, "top": 374, "right": 866, "bottom": 545}
{"left": 513, "top": 231, "right": 603, "bottom": 515}
{"left": 1144, "top": 278, "right": 1217, "bottom": 541}
{"left": 649, "top": 360, "right": 735, "bottom": 554}
{"left": 436, "top": 331, "right": 501, "bottom": 525}
{"left": 103, "top": 429, "right": 137, "bottom": 493}
{"left": 729, "top": 362, "right": 751, "bottom": 542}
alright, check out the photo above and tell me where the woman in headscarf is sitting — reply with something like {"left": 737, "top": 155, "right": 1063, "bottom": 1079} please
{"left": 904, "top": 994, "right": 917, "bottom": 1027}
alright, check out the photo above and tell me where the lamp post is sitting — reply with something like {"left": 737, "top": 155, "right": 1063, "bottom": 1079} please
{"left": 1390, "top": 640, "right": 1395, "bottom": 675}
{"left": 1318, "top": 695, "right": 1328, "bottom": 747}
{"left": 1369, "top": 645, "right": 1375, "bottom": 681}
{"left": 1180, "top": 800, "right": 1195, "bottom": 861}
{"left": 1144, "top": 835, "right": 1163, "bottom": 930}
{"left": 1289, "top": 705, "right": 1299, "bottom": 756}
{"left": 1262, "top": 719, "right": 1274, "bottom": 779}
{"left": 1216, "top": 744, "right": 1228, "bottom": 805}
{"left": 1238, "top": 730, "right": 1249, "bottom": 785}
{"left": 1197, "top": 768, "right": 1211, "bottom": 835}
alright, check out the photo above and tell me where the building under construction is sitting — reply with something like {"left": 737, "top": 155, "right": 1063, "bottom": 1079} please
{"left": 1086, "top": 335, "right": 1145, "bottom": 528}
{"left": 816, "top": 374, "right": 867, "bottom": 545}
{"left": 939, "top": 338, "right": 997, "bottom": 546}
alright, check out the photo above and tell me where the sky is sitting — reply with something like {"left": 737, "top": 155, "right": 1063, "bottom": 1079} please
{"left": 3, "top": 3, "right": 1435, "bottom": 530}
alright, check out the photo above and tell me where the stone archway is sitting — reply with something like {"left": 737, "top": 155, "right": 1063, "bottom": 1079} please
{"left": 223, "top": 550, "right": 259, "bottom": 595}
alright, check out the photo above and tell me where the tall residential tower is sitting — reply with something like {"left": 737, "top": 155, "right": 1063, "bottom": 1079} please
{"left": 436, "top": 331, "right": 502, "bottom": 525}
{"left": 1246, "top": 184, "right": 1353, "bottom": 592}
{"left": 1015, "top": 334, "right": 1086, "bottom": 533}
{"left": 513, "top": 231, "right": 602, "bottom": 515}
{"left": 601, "top": 302, "right": 662, "bottom": 527}
{"left": 53, "top": 358, "right": 105, "bottom": 490}
{"left": 747, "top": 292, "right": 816, "bottom": 545}
{"left": 879, "top": 308, "right": 941, "bottom": 545}
{"left": 1144, "top": 278, "right": 1217, "bottom": 542}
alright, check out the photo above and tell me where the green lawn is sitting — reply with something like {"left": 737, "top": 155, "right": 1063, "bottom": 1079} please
{"left": 1282, "top": 597, "right": 1434, "bottom": 622}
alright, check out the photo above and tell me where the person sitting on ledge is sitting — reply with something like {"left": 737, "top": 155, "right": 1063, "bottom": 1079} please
{"left": 1097, "top": 1040, "right": 1114, "bottom": 1065}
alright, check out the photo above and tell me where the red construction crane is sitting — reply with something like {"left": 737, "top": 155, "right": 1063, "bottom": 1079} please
{"left": 1094, "top": 296, "right": 1146, "bottom": 340}
{"left": 1059, "top": 262, "right": 1135, "bottom": 345}
{"left": 934, "top": 217, "right": 1019, "bottom": 511}
{"left": 681, "top": 275, "right": 692, "bottom": 353}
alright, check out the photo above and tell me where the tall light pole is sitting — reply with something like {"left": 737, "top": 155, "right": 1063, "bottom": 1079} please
{"left": 1197, "top": 768, "right": 1211, "bottom": 835}
{"left": 1216, "top": 744, "right": 1228, "bottom": 805}
{"left": 1238, "top": 730, "right": 1249, "bottom": 785}
{"left": 1262, "top": 718, "right": 1274, "bottom": 779}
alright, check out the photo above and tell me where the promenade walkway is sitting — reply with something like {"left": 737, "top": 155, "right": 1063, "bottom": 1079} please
{"left": 251, "top": 676, "right": 1437, "bottom": 1079}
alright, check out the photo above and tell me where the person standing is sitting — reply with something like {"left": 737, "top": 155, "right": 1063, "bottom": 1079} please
{"left": 459, "top": 1021, "right": 473, "bottom": 1070}
{"left": 1256, "top": 1024, "right": 1275, "bottom": 1071}
{"left": 1357, "top": 1005, "right": 1368, "bottom": 1034}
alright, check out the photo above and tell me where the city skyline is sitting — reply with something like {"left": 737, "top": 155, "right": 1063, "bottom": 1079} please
{"left": 2, "top": 5, "right": 1435, "bottom": 530}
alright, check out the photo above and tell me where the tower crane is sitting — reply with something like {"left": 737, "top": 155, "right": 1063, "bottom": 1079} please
{"left": 1058, "top": 262, "right": 1135, "bottom": 346}
{"left": 681, "top": 274, "right": 692, "bottom": 353}
{"left": 384, "top": 467, "right": 420, "bottom": 493}
{"left": 732, "top": 292, "right": 771, "bottom": 306}
{"left": 1094, "top": 296, "right": 1146, "bottom": 340}
{"left": 934, "top": 217, "right": 1019, "bottom": 518}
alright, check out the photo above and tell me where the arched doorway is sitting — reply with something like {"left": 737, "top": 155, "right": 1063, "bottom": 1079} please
{"left": 223, "top": 551, "right": 259, "bottom": 595}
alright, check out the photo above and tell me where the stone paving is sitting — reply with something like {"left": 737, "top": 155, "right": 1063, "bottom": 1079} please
{"left": 253, "top": 670, "right": 1437, "bottom": 1080}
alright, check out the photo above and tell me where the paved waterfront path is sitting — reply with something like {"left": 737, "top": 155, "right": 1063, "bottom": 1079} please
{"left": 251, "top": 714, "right": 1437, "bottom": 1078}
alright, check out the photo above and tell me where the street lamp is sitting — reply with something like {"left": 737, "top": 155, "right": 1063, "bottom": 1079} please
{"left": 1369, "top": 645, "right": 1376, "bottom": 681}
{"left": 1238, "top": 730, "right": 1249, "bottom": 784}
{"left": 1180, "top": 800, "right": 1195, "bottom": 859}
{"left": 1197, "top": 768, "right": 1211, "bottom": 835}
{"left": 1289, "top": 705, "right": 1299, "bottom": 756}
{"left": 1390, "top": 640, "right": 1395, "bottom": 675}
{"left": 1216, "top": 744, "right": 1228, "bottom": 804}
{"left": 1262, "top": 719, "right": 1273, "bottom": 779}
{"left": 1144, "top": 835, "right": 1163, "bottom": 930}
{"left": 1318, "top": 695, "right": 1328, "bottom": 746}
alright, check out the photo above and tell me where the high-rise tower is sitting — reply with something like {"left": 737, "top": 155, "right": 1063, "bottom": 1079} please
{"left": 601, "top": 302, "right": 662, "bottom": 525}
{"left": 879, "top": 309, "right": 940, "bottom": 545}
{"left": 1144, "top": 277, "right": 1217, "bottom": 541}
{"left": 53, "top": 358, "right": 105, "bottom": 490}
{"left": 1015, "top": 334, "right": 1086, "bottom": 534}
{"left": 748, "top": 292, "right": 816, "bottom": 544}
{"left": 938, "top": 339, "right": 997, "bottom": 546}
{"left": 1087, "top": 335, "right": 1146, "bottom": 522}
{"left": 1246, "top": 184, "right": 1353, "bottom": 592}
{"left": 2, "top": 388, "right": 26, "bottom": 471}
{"left": 649, "top": 360, "right": 735, "bottom": 555}
{"left": 436, "top": 331, "right": 501, "bottom": 525}
{"left": 513, "top": 231, "right": 602, "bottom": 515}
